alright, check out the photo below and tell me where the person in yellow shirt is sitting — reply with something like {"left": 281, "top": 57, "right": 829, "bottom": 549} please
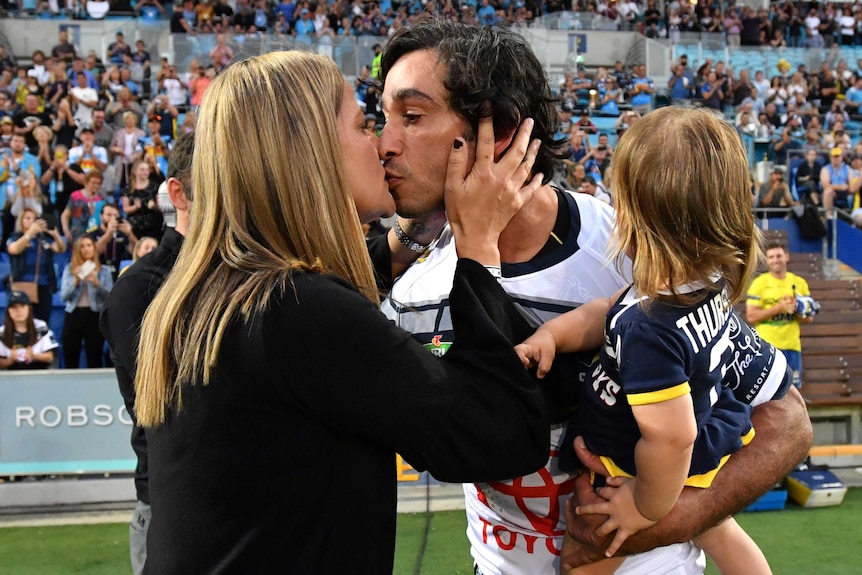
{"left": 746, "top": 243, "right": 815, "bottom": 388}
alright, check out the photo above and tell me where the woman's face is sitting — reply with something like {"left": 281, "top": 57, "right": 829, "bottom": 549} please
{"left": 336, "top": 81, "right": 394, "bottom": 224}
{"left": 137, "top": 237, "right": 158, "bottom": 258}
{"left": 8, "top": 302, "right": 30, "bottom": 324}
{"left": 79, "top": 238, "right": 96, "bottom": 260}
{"left": 20, "top": 210, "right": 35, "bottom": 232}
{"left": 135, "top": 162, "right": 151, "bottom": 181}
{"left": 124, "top": 114, "right": 137, "bottom": 129}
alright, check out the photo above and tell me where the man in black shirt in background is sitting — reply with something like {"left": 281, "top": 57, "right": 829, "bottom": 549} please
{"left": 100, "top": 131, "right": 194, "bottom": 575}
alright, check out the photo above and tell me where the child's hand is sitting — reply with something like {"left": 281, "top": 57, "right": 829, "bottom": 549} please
{"left": 575, "top": 476, "right": 658, "bottom": 558}
{"left": 513, "top": 329, "right": 557, "bottom": 379}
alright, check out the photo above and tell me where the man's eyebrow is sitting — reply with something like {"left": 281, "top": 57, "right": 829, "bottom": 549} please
{"left": 389, "top": 88, "right": 437, "bottom": 105}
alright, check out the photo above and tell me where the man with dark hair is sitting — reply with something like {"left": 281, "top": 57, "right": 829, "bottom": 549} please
{"left": 100, "top": 130, "right": 194, "bottom": 575}
{"left": 374, "top": 17, "right": 811, "bottom": 575}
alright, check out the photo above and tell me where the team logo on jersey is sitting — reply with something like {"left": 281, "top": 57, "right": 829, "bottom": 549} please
{"left": 424, "top": 335, "right": 451, "bottom": 357}
{"left": 475, "top": 448, "right": 575, "bottom": 538}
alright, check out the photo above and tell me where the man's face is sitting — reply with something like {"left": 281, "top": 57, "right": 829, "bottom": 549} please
{"left": 93, "top": 111, "right": 105, "bottom": 127}
{"left": 25, "top": 95, "right": 38, "bottom": 113}
{"left": 77, "top": 73, "right": 87, "bottom": 88}
{"left": 378, "top": 49, "right": 472, "bottom": 218}
{"left": 102, "top": 206, "right": 119, "bottom": 227}
{"left": 765, "top": 247, "right": 788, "bottom": 275}
{"left": 806, "top": 149, "right": 818, "bottom": 163}
{"left": 10, "top": 135, "right": 24, "bottom": 153}
{"left": 80, "top": 132, "right": 94, "bottom": 147}
{"left": 832, "top": 153, "right": 844, "bottom": 166}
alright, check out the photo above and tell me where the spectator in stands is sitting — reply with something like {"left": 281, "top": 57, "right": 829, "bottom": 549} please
{"left": 575, "top": 174, "right": 611, "bottom": 204}
{"left": 796, "top": 148, "right": 824, "bottom": 206}
{"left": 843, "top": 75, "right": 862, "bottom": 119}
{"left": 700, "top": 71, "right": 724, "bottom": 112}
{"left": 69, "top": 71, "right": 98, "bottom": 130}
{"left": 41, "top": 145, "right": 80, "bottom": 214}
{"left": 787, "top": 5, "right": 804, "bottom": 47}
{"left": 1, "top": 133, "right": 41, "bottom": 209}
{"left": 213, "top": 0, "right": 234, "bottom": 26}
{"left": 60, "top": 235, "right": 112, "bottom": 368}
{"left": 51, "top": 97, "right": 76, "bottom": 150}
{"left": 106, "top": 87, "right": 144, "bottom": 129}
{"left": 107, "top": 32, "right": 132, "bottom": 66}
{"left": 582, "top": 143, "right": 611, "bottom": 180}
{"left": 68, "top": 127, "right": 109, "bottom": 176}
{"left": 44, "top": 61, "right": 68, "bottom": 111}
{"left": 770, "top": 126, "right": 803, "bottom": 166}
{"left": 738, "top": 89, "right": 765, "bottom": 117}
{"left": 61, "top": 169, "right": 104, "bottom": 245}
{"left": 732, "top": 68, "right": 753, "bottom": 103}
{"left": 159, "top": 65, "right": 188, "bottom": 111}
{"left": 146, "top": 95, "right": 179, "bottom": 139}
{"left": 90, "top": 108, "right": 114, "bottom": 151}
{"left": 805, "top": 8, "right": 824, "bottom": 48}
{"left": 139, "top": 114, "right": 172, "bottom": 173}
{"left": 32, "top": 125, "right": 53, "bottom": 170}
{"left": 556, "top": 101, "right": 575, "bottom": 136}
{"left": 597, "top": 76, "right": 620, "bottom": 116}
{"left": 122, "top": 159, "right": 164, "bottom": 242}
{"left": 756, "top": 167, "right": 798, "bottom": 219}
{"left": 822, "top": 146, "right": 858, "bottom": 218}
{"left": 611, "top": 60, "right": 631, "bottom": 92}
{"left": 6, "top": 207, "right": 65, "bottom": 322}
{"left": 825, "top": 101, "right": 850, "bottom": 130}
{"left": 109, "top": 111, "right": 146, "bottom": 193}
{"left": 821, "top": 6, "right": 838, "bottom": 48}
{"left": 765, "top": 76, "right": 789, "bottom": 111}
{"left": 0, "top": 290, "right": 57, "bottom": 370}
{"left": 13, "top": 93, "right": 52, "bottom": 152}
{"left": 668, "top": 63, "right": 692, "bottom": 102}
{"left": 51, "top": 29, "right": 77, "bottom": 65}
{"left": 567, "top": 129, "right": 589, "bottom": 163}
{"left": 27, "top": 50, "right": 50, "bottom": 87}
{"left": 566, "top": 107, "right": 592, "bottom": 134}
{"left": 747, "top": 242, "right": 814, "bottom": 389}
{"left": 90, "top": 202, "right": 136, "bottom": 280}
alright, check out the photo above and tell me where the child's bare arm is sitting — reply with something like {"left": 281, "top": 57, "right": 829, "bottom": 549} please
{"left": 514, "top": 291, "right": 619, "bottom": 377}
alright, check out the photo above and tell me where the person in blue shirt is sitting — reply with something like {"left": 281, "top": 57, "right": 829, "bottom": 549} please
{"left": 843, "top": 75, "right": 862, "bottom": 118}
{"left": 668, "top": 63, "right": 692, "bottom": 101}
{"left": 478, "top": 0, "right": 496, "bottom": 25}
{"left": 630, "top": 64, "right": 655, "bottom": 113}
{"left": 598, "top": 76, "right": 621, "bottom": 116}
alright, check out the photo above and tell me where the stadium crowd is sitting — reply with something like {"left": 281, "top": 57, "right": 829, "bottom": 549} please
{"left": 0, "top": 0, "right": 859, "bottom": 370}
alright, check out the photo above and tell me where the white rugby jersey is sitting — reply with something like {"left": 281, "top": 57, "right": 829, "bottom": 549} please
{"left": 0, "top": 319, "right": 59, "bottom": 358}
{"left": 384, "top": 191, "right": 705, "bottom": 574}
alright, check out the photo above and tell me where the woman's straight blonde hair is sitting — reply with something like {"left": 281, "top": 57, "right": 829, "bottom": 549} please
{"left": 135, "top": 51, "right": 377, "bottom": 426}
{"left": 609, "top": 107, "right": 761, "bottom": 306}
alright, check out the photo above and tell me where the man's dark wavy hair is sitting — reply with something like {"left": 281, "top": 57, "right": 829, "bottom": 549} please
{"left": 379, "top": 17, "right": 565, "bottom": 183}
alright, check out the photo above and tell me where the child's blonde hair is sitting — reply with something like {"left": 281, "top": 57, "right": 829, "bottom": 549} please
{"left": 610, "top": 107, "right": 761, "bottom": 305}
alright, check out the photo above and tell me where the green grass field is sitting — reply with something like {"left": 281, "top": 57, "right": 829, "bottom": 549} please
{"left": 1, "top": 488, "right": 860, "bottom": 574}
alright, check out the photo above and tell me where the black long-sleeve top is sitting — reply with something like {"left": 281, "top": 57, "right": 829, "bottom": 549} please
{"left": 100, "top": 227, "right": 185, "bottom": 504}
{"left": 142, "top": 258, "right": 549, "bottom": 574}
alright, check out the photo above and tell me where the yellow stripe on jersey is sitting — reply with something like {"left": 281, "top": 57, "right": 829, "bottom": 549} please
{"left": 595, "top": 427, "right": 756, "bottom": 489}
{"left": 685, "top": 427, "right": 756, "bottom": 488}
{"left": 627, "top": 382, "right": 691, "bottom": 406}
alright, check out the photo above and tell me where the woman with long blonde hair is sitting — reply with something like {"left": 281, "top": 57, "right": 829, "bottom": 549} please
{"left": 136, "top": 51, "right": 547, "bottom": 573}
{"left": 59, "top": 235, "right": 112, "bottom": 368}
